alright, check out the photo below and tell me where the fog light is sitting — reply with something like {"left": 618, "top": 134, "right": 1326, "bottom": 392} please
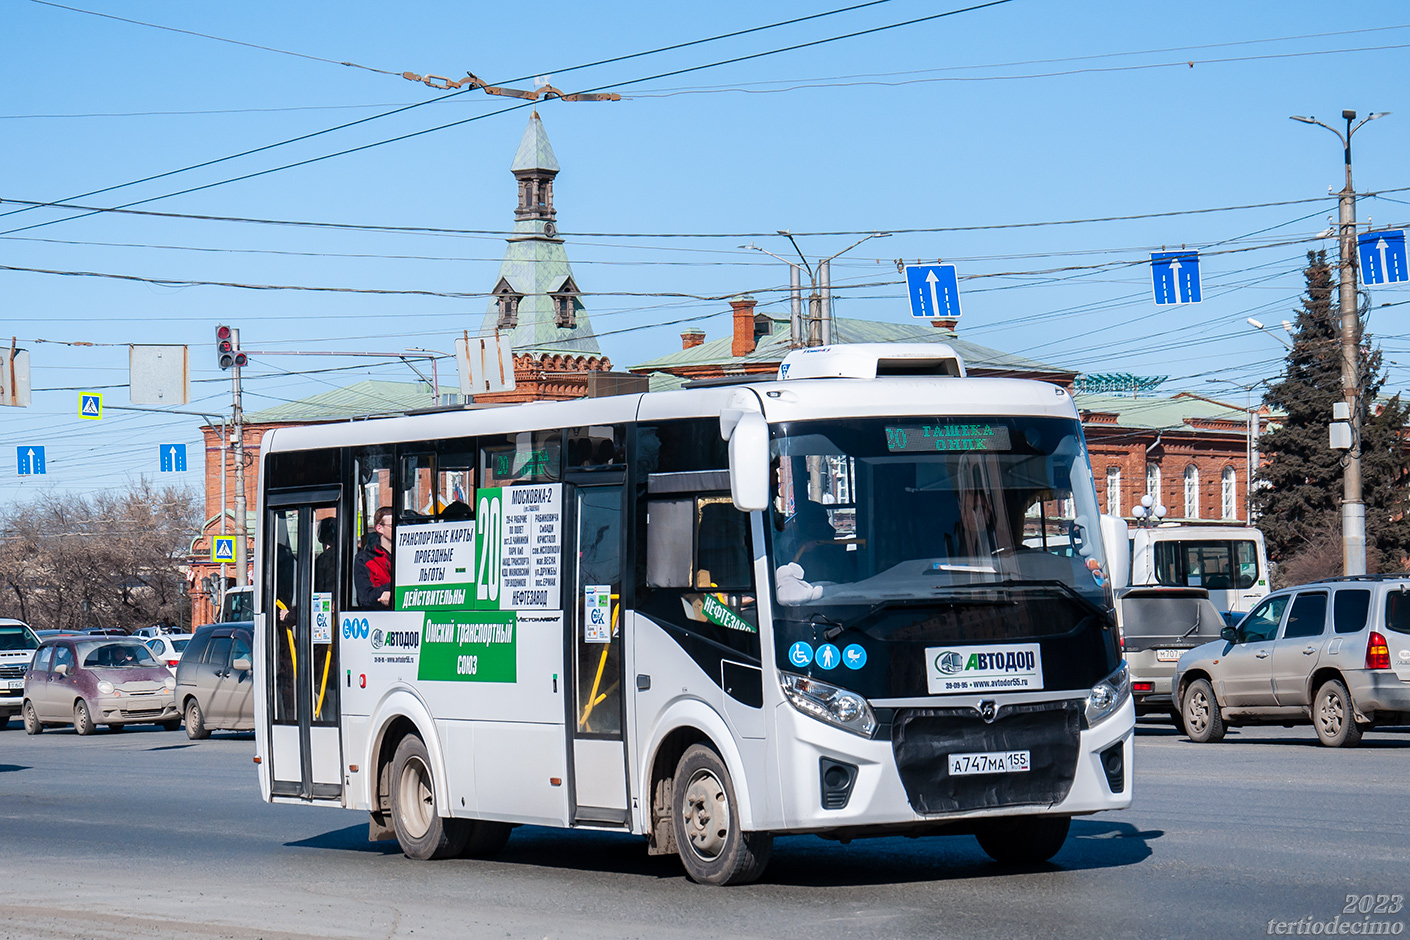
{"left": 819, "top": 758, "right": 858, "bottom": 810}
{"left": 1100, "top": 742, "right": 1125, "bottom": 794}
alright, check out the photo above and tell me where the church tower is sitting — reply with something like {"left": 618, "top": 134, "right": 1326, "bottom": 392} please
{"left": 477, "top": 112, "right": 609, "bottom": 401}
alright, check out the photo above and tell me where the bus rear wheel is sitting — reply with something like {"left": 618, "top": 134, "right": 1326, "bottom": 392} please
{"left": 975, "top": 815, "right": 1071, "bottom": 865}
{"left": 389, "top": 735, "right": 468, "bottom": 860}
{"left": 671, "top": 744, "right": 772, "bottom": 886}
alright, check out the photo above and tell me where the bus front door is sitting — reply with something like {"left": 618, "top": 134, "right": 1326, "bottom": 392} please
{"left": 265, "top": 491, "right": 343, "bottom": 802}
{"left": 569, "top": 482, "right": 630, "bottom": 825}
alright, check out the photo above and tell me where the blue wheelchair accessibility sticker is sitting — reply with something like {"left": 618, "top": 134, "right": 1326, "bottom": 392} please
{"left": 788, "top": 641, "right": 814, "bottom": 668}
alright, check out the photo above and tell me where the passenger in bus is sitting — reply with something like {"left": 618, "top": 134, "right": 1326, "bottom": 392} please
{"left": 314, "top": 516, "right": 338, "bottom": 594}
{"left": 354, "top": 507, "right": 394, "bottom": 609}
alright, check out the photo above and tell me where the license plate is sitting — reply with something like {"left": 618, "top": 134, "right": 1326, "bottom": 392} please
{"left": 948, "top": 750, "right": 1031, "bottom": 776}
{"left": 5, "top": 679, "right": 22, "bottom": 690}
{"left": 1155, "top": 649, "right": 1182, "bottom": 663}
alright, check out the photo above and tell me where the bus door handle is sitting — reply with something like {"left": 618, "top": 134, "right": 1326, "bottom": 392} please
{"left": 636, "top": 674, "right": 651, "bottom": 691}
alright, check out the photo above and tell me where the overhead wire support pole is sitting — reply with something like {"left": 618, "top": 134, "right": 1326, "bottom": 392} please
{"left": 1290, "top": 109, "right": 1389, "bottom": 576}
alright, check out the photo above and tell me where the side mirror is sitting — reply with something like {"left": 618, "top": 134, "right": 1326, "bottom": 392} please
{"left": 1220, "top": 626, "right": 1238, "bottom": 643}
{"left": 728, "top": 411, "right": 771, "bottom": 512}
{"left": 231, "top": 656, "right": 252, "bottom": 673}
{"left": 54, "top": 663, "right": 69, "bottom": 677}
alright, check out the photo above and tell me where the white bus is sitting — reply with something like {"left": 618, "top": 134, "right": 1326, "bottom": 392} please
{"left": 252, "top": 343, "right": 1133, "bottom": 885}
{"left": 1128, "top": 525, "right": 1270, "bottom": 614}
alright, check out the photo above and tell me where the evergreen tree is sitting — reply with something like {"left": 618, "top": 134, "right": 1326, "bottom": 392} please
{"left": 1255, "top": 250, "right": 1410, "bottom": 580}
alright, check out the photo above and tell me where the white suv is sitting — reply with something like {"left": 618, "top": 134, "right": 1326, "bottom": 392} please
{"left": 1174, "top": 575, "right": 1410, "bottom": 747}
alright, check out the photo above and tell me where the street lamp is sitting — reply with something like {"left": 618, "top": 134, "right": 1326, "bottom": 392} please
{"left": 1131, "top": 494, "right": 1167, "bottom": 528}
{"left": 1290, "top": 109, "right": 1389, "bottom": 575}
{"left": 1206, "top": 377, "right": 1272, "bottom": 523}
{"left": 1245, "top": 318, "right": 1292, "bottom": 351}
{"left": 746, "top": 231, "right": 890, "bottom": 347}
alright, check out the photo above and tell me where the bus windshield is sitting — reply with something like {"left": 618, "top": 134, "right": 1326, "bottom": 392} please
{"left": 768, "top": 416, "right": 1116, "bottom": 694}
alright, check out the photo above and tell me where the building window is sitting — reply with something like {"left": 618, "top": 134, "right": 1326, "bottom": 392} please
{"left": 1146, "top": 462, "right": 1161, "bottom": 506}
{"left": 552, "top": 277, "right": 579, "bottom": 329}
{"left": 1184, "top": 465, "right": 1200, "bottom": 520}
{"left": 494, "top": 278, "right": 522, "bottom": 329}
{"left": 1221, "top": 466, "right": 1237, "bottom": 520}
{"left": 1105, "top": 466, "right": 1121, "bottom": 515}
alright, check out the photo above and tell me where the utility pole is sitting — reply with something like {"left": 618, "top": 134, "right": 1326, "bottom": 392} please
{"left": 1291, "top": 109, "right": 1389, "bottom": 576}
{"left": 232, "top": 329, "right": 247, "bottom": 587}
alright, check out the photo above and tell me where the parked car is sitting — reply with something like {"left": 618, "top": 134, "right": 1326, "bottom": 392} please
{"left": 175, "top": 624, "right": 254, "bottom": 739}
{"left": 23, "top": 636, "right": 179, "bottom": 734}
{"left": 0, "top": 619, "right": 41, "bottom": 729}
{"left": 1116, "top": 585, "right": 1225, "bottom": 720}
{"left": 144, "top": 634, "right": 194, "bottom": 675}
{"left": 1174, "top": 575, "right": 1410, "bottom": 747}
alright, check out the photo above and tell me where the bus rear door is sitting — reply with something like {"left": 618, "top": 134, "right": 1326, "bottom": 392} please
{"left": 265, "top": 488, "right": 343, "bottom": 801}
{"left": 568, "top": 477, "right": 630, "bottom": 825}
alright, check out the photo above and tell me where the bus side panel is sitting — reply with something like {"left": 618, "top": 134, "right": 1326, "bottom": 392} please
{"left": 342, "top": 714, "right": 372, "bottom": 810}
{"left": 631, "top": 613, "right": 764, "bottom": 830}
{"left": 474, "top": 721, "right": 569, "bottom": 827}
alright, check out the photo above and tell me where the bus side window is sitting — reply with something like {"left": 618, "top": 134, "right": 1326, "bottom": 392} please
{"left": 642, "top": 488, "right": 759, "bottom": 661}
{"left": 399, "top": 452, "right": 436, "bottom": 522}
{"left": 481, "top": 430, "right": 562, "bottom": 487}
{"left": 353, "top": 448, "right": 393, "bottom": 610}
{"left": 435, "top": 448, "right": 476, "bottom": 521}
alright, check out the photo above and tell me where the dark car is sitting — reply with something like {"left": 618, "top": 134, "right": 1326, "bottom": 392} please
{"left": 175, "top": 624, "right": 255, "bottom": 738}
{"left": 23, "top": 636, "right": 179, "bottom": 734}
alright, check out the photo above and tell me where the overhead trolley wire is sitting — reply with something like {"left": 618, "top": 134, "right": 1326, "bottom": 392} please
{"left": 0, "top": 0, "right": 1014, "bottom": 239}
{"left": 0, "top": 0, "right": 921, "bottom": 228}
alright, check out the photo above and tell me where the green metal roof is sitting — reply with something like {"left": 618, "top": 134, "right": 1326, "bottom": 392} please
{"left": 629, "top": 316, "right": 1071, "bottom": 376}
{"left": 511, "top": 112, "right": 559, "bottom": 173}
{"left": 245, "top": 380, "right": 434, "bottom": 423}
{"left": 1073, "top": 392, "right": 1250, "bottom": 430}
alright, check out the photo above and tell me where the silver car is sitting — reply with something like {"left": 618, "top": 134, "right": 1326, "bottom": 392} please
{"left": 1174, "top": 575, "right": 1410, "bottom": 746}
{"left": 173, "top": 625, "right": 254, "bottom": 739}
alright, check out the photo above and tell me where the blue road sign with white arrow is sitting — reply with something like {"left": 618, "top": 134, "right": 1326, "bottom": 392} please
{"left": 1358, "top": 230, "right": 1407, "bottom": 285}
{"left": 17, "top": 446, "right": 45, "bottom": 475}
{"left": 1151, "top": 251, "right": 1202, "bottom": 304}
{"left": 905, "top": 264, "right": 962, "bottom": 319}
{"left": 159, "top": 444, "right": 187, "bottom": 472}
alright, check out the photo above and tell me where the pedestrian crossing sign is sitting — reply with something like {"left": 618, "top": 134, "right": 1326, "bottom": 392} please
{"left": 211, "top": 535, "right": 236, "bottom": 563}
{"left": 80, "top": 393, "right": 102, "bottom": 420}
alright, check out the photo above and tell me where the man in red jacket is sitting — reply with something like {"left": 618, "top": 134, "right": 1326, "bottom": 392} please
{"left": 354, "top": 507, "right": 394, "bottom": 609}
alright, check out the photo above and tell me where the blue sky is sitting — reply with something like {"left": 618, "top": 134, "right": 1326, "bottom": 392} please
{"left": 2, "top": 0, "right": 1409, "bottom": 498}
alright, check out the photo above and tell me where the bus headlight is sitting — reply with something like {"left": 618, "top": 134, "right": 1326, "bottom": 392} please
{"left": 1085, "top": 662, "right": 1131, "bottom": 726}
{"left": 780, "top": 672, "right": 876, "bottom": 738}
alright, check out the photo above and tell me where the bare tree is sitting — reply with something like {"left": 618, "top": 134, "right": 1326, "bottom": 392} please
{"left": 0, "top": 482, "right": 199, "bottom": 633}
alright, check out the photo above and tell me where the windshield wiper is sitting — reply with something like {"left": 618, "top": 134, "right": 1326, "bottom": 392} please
{"left": 940, "top": 577, "right": 1110, "bottom": 620}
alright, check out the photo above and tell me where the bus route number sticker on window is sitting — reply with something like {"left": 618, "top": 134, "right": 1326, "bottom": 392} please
{"left": 926, "top": 643, "right": 1043, "bottom": 694}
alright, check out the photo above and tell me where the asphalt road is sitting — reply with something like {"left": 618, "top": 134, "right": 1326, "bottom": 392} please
{"left": 1, "top": 720, "right": 1407, "bottom": 940}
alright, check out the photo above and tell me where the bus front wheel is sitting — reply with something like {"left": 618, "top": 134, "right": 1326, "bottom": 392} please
{"left": 671, "top": 744, "right": 772, "bottom": 886}
{"left": 975, "top": 814, "right": 1071, "bottom": 865}
{"left": 389, "top": 735, "right": 469, "bottom": 860}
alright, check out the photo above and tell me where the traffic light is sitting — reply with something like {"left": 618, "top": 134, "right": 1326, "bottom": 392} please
{"left": 216, "top": 325, "right": 247, "bottom": 370}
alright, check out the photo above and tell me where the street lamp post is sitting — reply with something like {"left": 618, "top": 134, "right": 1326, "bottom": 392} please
{"left": 1290, "top": 109, "right": 1389, "bottom": 575}
{"left": 746, "top": 232, "right": 890, "bottom": 348}
{"left": 1206, "top": 378, "right": 1271, "bottom": 524}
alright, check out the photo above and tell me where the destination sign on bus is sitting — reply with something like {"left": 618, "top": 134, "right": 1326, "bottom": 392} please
{"left": 884, "top": 423, "right": 1012, "bottom": 453}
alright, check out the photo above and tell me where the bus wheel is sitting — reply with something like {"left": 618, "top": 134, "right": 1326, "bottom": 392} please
{"left": 671, "top": 744, "right": 772, "bottom": 886}
{"left": 460, "top": 821, "right": 513, "bottom": 859}
{"left": 975, "top": 815, "right": 1071, "bottom": 865}
{"left": 389, "top": 735, "right": 469, "bottom": 860}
